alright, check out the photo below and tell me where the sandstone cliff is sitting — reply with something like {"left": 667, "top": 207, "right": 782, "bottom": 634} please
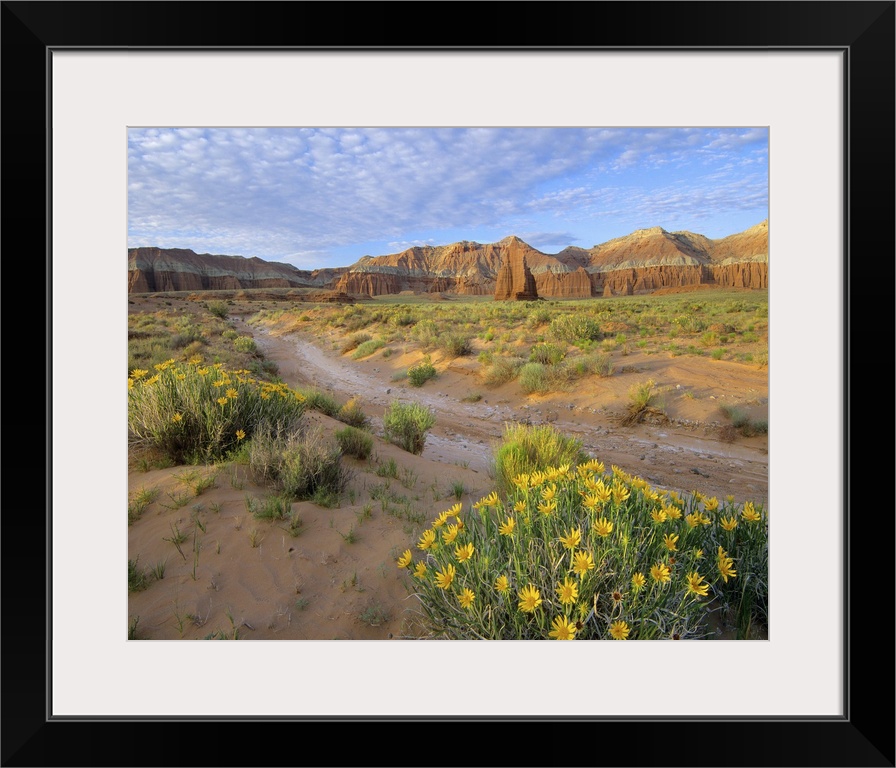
{"left": 129, "top": 220, "right": 768, "bottom": 297}
{"left": 128, "top": 247, "right": 344, "bottom": 293}
{"left": 493, "top": 237, "right": 539, "bottom": 300}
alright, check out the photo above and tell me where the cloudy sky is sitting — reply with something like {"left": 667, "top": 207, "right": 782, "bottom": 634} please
{"left": 128, "top": 127, "right": 768, "bottom": 270}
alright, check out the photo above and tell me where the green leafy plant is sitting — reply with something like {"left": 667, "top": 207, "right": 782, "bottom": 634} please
{"left": 248, "top": 422, "right": 350, "bottom": 501}
{"left": 128, "top": 558, "right": 152, "bottom": 592}
{"left": 382, "top": 401, "right": 435, "bottom": 455}
{"left": 407, "top": 357, "right": 437, "bottom": 387}
{"left": 491, "top": 422, "right": 588, "bottom": 498}
{"left": 335, "top": 426, "right": 373, "bottom": 459}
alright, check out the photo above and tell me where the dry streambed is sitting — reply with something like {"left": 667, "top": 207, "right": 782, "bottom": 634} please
{"left": 251, "top": 325, "right": 769, "bottom": 507}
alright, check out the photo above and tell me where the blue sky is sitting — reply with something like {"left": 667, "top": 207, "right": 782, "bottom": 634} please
{"left": 128, "top": 127, "right": 768, "bottom": 270}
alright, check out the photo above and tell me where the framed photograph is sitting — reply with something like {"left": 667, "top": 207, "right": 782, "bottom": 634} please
{"left": 7, "top": 1, "right": 892, "bottom": 765}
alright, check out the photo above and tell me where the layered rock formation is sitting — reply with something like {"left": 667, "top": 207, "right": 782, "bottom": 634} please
{"left": 129, "top": 220, "right": 768, "bottom": 297}
{"left": 128, "top": 247, "right": 344, "bottom": 293}
{"left": 493, "top": 238, "right": 539, "bottom": 300}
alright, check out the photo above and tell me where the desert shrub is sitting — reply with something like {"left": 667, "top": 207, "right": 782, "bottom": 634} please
{"left": 233, "top": 336, "right": 257, "bottom": 355}
{"left": 491, "top": 423, "right": 588, "bottom": 498}
{"left": 526, "top": 308, "right": 552, "bottom": 328}
{"left": 335, "top": 426, "right": 373, "bottom": 460}
{"left": 248, "top": 422, "right": 349, "bottom": 500}
{"left": 336, "top": 397, "right": 370, "bottom": 430}
{"left": 440, "top": 333, "right": 472, "bottom": 357}
{"left": 573, "top": 352, "right": 614, "bottom": 378}
{"left": 207, "top": 301, "right": 229, "bottom": 319}
{"left": 299, "top": 388, "right": 341, "bottom": 417}
{"left": 411, "top": 318, "right": 439, "bottom": 348}
{"left": 341, "top": 332, "right": 371, "bottom": 353}
{"left": 222, "top": 329, "right": 239, "bottom": 341}
{"left": 398, "top": 463, "right": 768, "bottom": 640}
{"left": 352, "top": 339, "right": 385, "bottom": 359}
{"left": 383, "top": 400, "right": 435, "bottom": 455}
{"left": 672, "top": 315, "right": 707, "bottom": 334}
{"left": 482, "top": 356, "right": 523, "bottom": 387}
{"left": 528, "top": 342, "right": 566, "bottom": 366}
{"left": 127, "top": 360, "right": 305, "bottom": 464}
{"left": 407, "top": 358, "right": 437, "bottom": 388}
{"left": 518, "top": 362, "right": 551, "bottom": 394}
{"left": 622, "top": 379, "right": 665, "bottom": 426}
{"left": 719, "top": 405, "right": 768, "bottom": 437}
{"left": 549, "top": 315, "right": 603, "bottom": 344}
{"left": 390, "top": 310, "right": 417, "bottom": 328}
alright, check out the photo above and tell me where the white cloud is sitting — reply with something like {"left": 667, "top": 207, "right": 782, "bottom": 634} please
{"left": 128, "top": 127, "right": 768, "bottom": 267}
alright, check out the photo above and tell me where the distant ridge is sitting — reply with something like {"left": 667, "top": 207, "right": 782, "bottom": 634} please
{"left": 128, "top": 221, "right": 768, "bottom": 296}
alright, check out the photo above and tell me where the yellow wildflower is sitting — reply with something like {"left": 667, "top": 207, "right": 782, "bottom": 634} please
{"left": 558, "top": 527, "right": 582, "bottom": 550}
{"left": 226, "top": 388, "right": 238, "bottom": 399}
{"left": 609, "top": 620, "right": 630, "bottom": 640}
{"left": 685, "top": 571, "right": 709, "bottom": 597}
{"left": 442, "top": 524, "right": 460, "bottom": 545}
{"left": 517, "top": 584, "right": 542, "bottom": 613}
{"left": 717, "top": 546, "right": 737, "bottom": 583}
{"left": 413, "top": 562, "right": 427, "bottom": 580}
{"left": 582, "top": 493, "right": 602, "bottom": 510}
{"left": 663, "top": 533, "right": 679, "bottom": 551}
{"left": 498, "top": 517, "right": 516, "bottom": 536}
{"left": 473, "top": 491, "right": 499, "bottom": 510}
{"left": 454, "top": 542, "right": 474, "bottom": 563}
{"left": 540, "top": 483, "right": 557, "bottom": 502}
{"left": 396, "top": 549, "right": 412, "bottom": 569}
{"left": 235, "top": 429, "right": 245, "bottom": 440}
{"left": 650, "top": 563, "right": 671, "bottom": 583}
{"left": 631, "top": 572, "right": 646, "bottom": 590}
{"left": 580, "top": 458, "right": 605, "bottom": 474}
{"left": 417, "top": 529, "right": 436, "bottom": 551}
{"left": 457, "top": 588, "right": 475, "bottom": 610}
{"left": 720, "top": 516, "right": 738, "bottom": 531}
{"left": 651, "top": 508, "right": 667, "bottom": 524}
{"left": 572, "top": 551, "right": 595, "bottom": 578}
{"left": 555, "top": 577, "right": 579, "bottom": 605}
{"left": 611, "top": 484, "right": 630, "bottom": 504}
{"left": 172, "top": 413, "right": 183, "bottom": 423}
{"left": 742, "top": 502, "right": 762, "bottom": 523}
{"left": 536, "top": 499, "right": 556, "bottom": 516}
{"left": 548, "top": 616, "right": 577, "bottom": 640}
{"left": 664, "top": 505, "right": 682, "bottom": 520}
{"left": 434, "top": 563, "right": 456, "bottom": 590}
{"left": 703, "top": 496, "right": 719, "bottom": 512}
{"left": 495, "top": 575, "right": 510, "bottom": 593}
{"left": 432, "top": 510, "right": 450, "bottom": 528}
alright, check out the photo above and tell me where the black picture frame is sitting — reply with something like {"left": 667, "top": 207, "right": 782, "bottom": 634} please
{"left": 4, "top": 2, "right": 893, "bottom": 766}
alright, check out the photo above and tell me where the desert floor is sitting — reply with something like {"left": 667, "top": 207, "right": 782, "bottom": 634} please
{"left": 127, "top": 297, "right": 769, "bottom": 641}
